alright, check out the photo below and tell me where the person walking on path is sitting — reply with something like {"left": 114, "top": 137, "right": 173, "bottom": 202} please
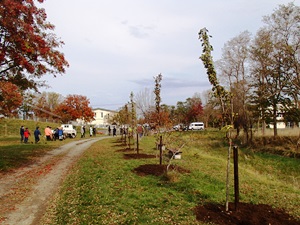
{"left": 20, "top": 125, "right": 25, "bottom": 143}
{"left": 24, "top": 128, "right": 30, "bottom": 143}
{"left": 34, "top": 127, "right": 41, "bottom": 143}
{"left": 82, "top": 126, "right": 85, "bottom": 137}
{"left": 108, "top": 126, "right": 111, "bottom": 136}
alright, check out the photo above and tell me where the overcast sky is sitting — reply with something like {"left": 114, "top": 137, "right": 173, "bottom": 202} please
{"left": 39, "top": 0, "right": 299, "bottom": 110}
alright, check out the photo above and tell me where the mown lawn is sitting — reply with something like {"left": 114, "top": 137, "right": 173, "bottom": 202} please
{"left": 42, "top": 131, "right": 300, "bottom": 225}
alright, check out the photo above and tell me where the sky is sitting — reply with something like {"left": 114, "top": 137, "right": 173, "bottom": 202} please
{"left": 39, "top": 0, "right": 299, "bottom": 110}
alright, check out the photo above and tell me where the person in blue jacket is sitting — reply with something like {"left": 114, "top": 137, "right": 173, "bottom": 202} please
{"left": 58, "top": 127, "right": 64, "bottom": 141}
{"left": 34, "top": 127, "right": 41, "bottom": 143}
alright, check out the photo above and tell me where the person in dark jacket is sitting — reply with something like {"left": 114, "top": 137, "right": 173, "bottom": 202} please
{"left": 113, "top": 126, "right": 117, "bottom": 136}
{"left": 34, "top": 127, "right": 41, "bottom": 143}
{"left": 20, "top": 125, "right": 25, "bottom": 143}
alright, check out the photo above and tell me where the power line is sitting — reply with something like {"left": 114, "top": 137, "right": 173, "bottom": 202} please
{"left": 27, "top": 103, "right": 62, "bottom": 119}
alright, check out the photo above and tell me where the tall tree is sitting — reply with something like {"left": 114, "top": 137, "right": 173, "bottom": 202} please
{"left": 134, "top": 87, "right": 155, "bottom": 120}
{"left": 0, "top": 81, "right": 23, "bottom": 116}
{"left": 216, "top": 31, "right": 252, "bottom": 140}
{"left": 263, "top": 2, "right": 300, "bottom": 104}
{"left": 55, "top": 95, "right": 94, "bottom": 123}
{"left": 250, "top": 2, "right": 300, "bottom": 137}
{"left": 0, "top": 0, "right": 69, "bottom": 91}
{"left": 199, "top": 28, "right": 234, "bottom": 212}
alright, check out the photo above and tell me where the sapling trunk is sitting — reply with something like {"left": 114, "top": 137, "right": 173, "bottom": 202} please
{"left": 225, "top": 136, "right": 232, "bottom": 212}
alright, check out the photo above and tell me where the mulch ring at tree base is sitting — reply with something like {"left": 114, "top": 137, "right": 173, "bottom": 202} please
{"left": 133, "top": 164, "right": 190, "bottom": 176}
{"left": 194, "top": 202, "right": 300, "bottom": 225}
{"left": 123, "top": 153, "right": 156, "bottom": 159}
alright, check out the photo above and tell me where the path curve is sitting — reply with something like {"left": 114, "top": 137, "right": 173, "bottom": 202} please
{"left": 0, "top": 137, "right": 110, "bottom": 225}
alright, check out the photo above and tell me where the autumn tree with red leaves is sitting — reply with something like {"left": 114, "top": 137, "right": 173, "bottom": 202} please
{"left": 55, "top": 95, "right": 94, "bottom": 123}
{"left": 0, "top": 81, "right": 23, "bottom": 116}
{"left": 185, "top": 96, "right": 204, "bottom": 122}
{"left": 0, "top": 0, "right": 69, "bottom": 91}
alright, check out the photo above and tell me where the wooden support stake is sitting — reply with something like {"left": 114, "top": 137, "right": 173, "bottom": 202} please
{"left": 159, "top": 135, "right": 163, "bottom": 165}
{"left": 136, "top": 133, "right": 139, "bottom": 154}
{"left": 233, "top": 145, "right": 239, "bottom": 210}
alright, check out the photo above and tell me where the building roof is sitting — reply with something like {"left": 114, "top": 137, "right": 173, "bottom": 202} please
{"left": 92, "top": 108, "right": 117, "bottom": 113}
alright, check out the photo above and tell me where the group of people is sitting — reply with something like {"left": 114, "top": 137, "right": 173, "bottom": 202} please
{"left": 108, "top": 125, "right": 145, "bottom": 138}
{"left": 20, "top": 125, "right": 64, "bottom": 144}
{"left": 107, "top": 126, "right": 117, "bottom": 136}
{"left": 80, "top": 125, "right": 96, "bottom": 138}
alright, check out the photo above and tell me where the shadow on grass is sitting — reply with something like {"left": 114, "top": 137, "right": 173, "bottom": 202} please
{"left": 0, "top": 144, "right": 53, "bottom": 172}
{"left": 123, "top": 153, "right": 155, "bottom": 160}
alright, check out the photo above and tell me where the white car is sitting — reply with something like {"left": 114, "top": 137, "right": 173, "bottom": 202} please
{"left": 188, "top": 122, "right": 204, "bottom": 130}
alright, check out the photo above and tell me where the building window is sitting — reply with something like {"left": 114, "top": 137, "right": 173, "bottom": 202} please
{"left": 101, "top": 112, "right": 103, "bottom": 118}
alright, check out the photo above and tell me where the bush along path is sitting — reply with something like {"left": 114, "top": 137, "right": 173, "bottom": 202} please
{"left": 0, "top": 137, "right": 111, "bottom": 225}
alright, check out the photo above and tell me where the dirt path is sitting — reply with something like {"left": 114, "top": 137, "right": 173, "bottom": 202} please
{"left": 0, "top": 137, "right": 110, "bottom": 225}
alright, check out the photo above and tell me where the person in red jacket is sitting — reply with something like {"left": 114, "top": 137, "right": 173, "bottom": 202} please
{"left": 24, "top": 127, "right": 30, "bottom": 143}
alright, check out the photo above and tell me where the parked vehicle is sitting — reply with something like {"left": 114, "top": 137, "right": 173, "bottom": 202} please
{"left": 188, "top": 122, "right": 204, "bottom": 130}
{"left": 61, "top": 124, "right": 77, "bottom": 138}
{"left": 173, "top": 124, "right": 183, "bottom": 131}
{"left": 173, "top": 124, "right": 188, "bottom": 131}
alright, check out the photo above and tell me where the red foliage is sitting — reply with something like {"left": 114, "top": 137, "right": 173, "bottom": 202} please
{"left": 183, "top": 97, "right": 204, "bottom": 123}
{"left": 0, "top": 81, "right": 23, "bottom": 116}
{"left": 0, "top": 0, "right": 69, "bottom": 91}
{"left": 55, "top": 95, "right": 95, "bottom": 123}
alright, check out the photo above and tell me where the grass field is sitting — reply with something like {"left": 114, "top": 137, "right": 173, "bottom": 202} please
{"left": 40, "top": 131, "right": 300, "bottom": 224}
{"left": 1, "top": 119, "right": 299, "bottom": 224}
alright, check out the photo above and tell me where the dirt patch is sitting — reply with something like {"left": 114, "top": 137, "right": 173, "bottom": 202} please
{"left": 194, "top": 202, "right": 300, "bottom": 225}
{"left": 133, "top": 164, "right": 190, "bottom": 176}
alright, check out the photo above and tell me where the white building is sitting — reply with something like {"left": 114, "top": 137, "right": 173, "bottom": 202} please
{"left": 90, "top": 108, "right": 117, "bottom": 128}
{"left": 268, "top": 113, "right": 286, "bottom": 129}
{"left": 267, "top": 104, "right": 287, "bottom": 129}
